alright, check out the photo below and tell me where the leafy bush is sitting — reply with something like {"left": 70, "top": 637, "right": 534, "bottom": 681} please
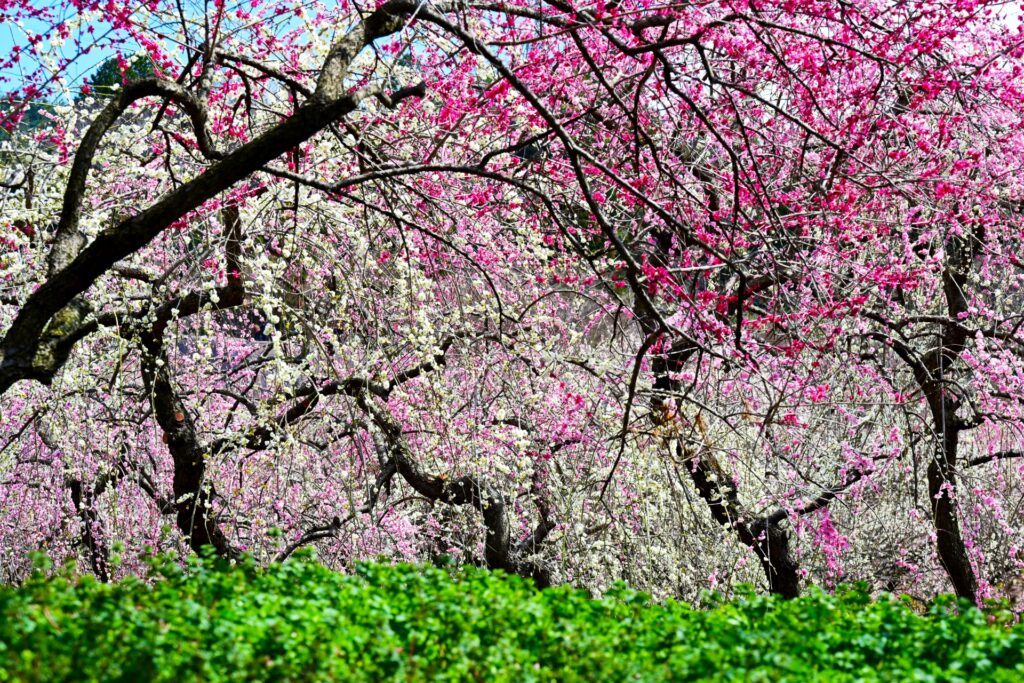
{"left": 1, "top": 555, "right": 1022, "bottom": 682}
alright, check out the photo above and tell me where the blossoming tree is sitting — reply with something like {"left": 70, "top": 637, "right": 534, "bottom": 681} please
{"left": 1, "top": 0, "right": 1023, "bottom": 602}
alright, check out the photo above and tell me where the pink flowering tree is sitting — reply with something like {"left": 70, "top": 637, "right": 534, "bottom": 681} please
{"left": 1, "top": 0, "right": 1023, "bottom": 602}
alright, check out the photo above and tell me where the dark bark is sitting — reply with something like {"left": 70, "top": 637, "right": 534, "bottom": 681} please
{"left": 681, "top": 441, "right": 801, "bottom": 598}
{"left": 646, "top": 311, "right": 802, "bottom": 597}
{"left": 918, "top": 239, "right": 978, "bottom": 600}
{"left": 133, "top": 205, "right": 246, "bottom": 560}
{"left": 928, "top": 444, "right": 976, "bottom": 600}
{"left": 923, "top": 398, "right": 977, "bottom": 599}
{"left": 360, "top": 395, "right": 552, "bottom": 586}
{"left": 0, "top": 0, "right": 430, "bottom": 396}
{"left": 750, "top": 518, "right": 801, "bottom": 600}
{"left": 870, "top": 318, "right": 978, "bottom": 600}
{"left": 67, "top": 478, "right": 110, "bottom": 582}
{"left": 140, "top": 338, "right": 239, "bottom": 560}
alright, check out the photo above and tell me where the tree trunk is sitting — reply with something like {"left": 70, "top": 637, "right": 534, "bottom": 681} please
{"left": 928, "top": 425, "right": 977, "bottom": 600}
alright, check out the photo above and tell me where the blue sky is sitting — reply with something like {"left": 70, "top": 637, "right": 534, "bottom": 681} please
{"left": 1, "top": 3, "right": 137, "bottom": 101}
{"left": 3, "top": 0, "right": 1020, "bottom": 103}
{"left": 0, "top": 0, "right": 318, "bottom": 101}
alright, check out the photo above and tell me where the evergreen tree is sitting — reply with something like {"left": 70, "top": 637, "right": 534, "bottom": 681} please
{"left": 77, "top": 55, "right": 155, "bottom": 100}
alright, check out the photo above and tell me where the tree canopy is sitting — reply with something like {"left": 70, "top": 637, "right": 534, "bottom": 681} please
{"left": 0, "top": 0, "right": 1023, "bottom": 604}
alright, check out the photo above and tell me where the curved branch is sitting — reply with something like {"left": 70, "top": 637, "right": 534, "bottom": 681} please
{"left": 968, "top": 450, "right": 1024, "bottom": 468}
{"left": 0, "top": 2, "right": 428, "bottom": 394}
{"left": 52, "top": 79, "right": 221, "bottom": 275}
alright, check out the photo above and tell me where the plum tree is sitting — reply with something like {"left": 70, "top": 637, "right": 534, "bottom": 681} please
{"left": 0, "top": 0, "right": 1022, "bottom": 603}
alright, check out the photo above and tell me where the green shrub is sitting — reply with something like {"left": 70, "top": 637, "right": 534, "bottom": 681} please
{"left": 1, "top": 554, "right": 1021, "bottom": 682}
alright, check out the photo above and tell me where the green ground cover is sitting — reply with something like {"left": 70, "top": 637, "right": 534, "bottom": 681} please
{"left": 1, "top": 554, "right": 1022, "bottom": 682}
